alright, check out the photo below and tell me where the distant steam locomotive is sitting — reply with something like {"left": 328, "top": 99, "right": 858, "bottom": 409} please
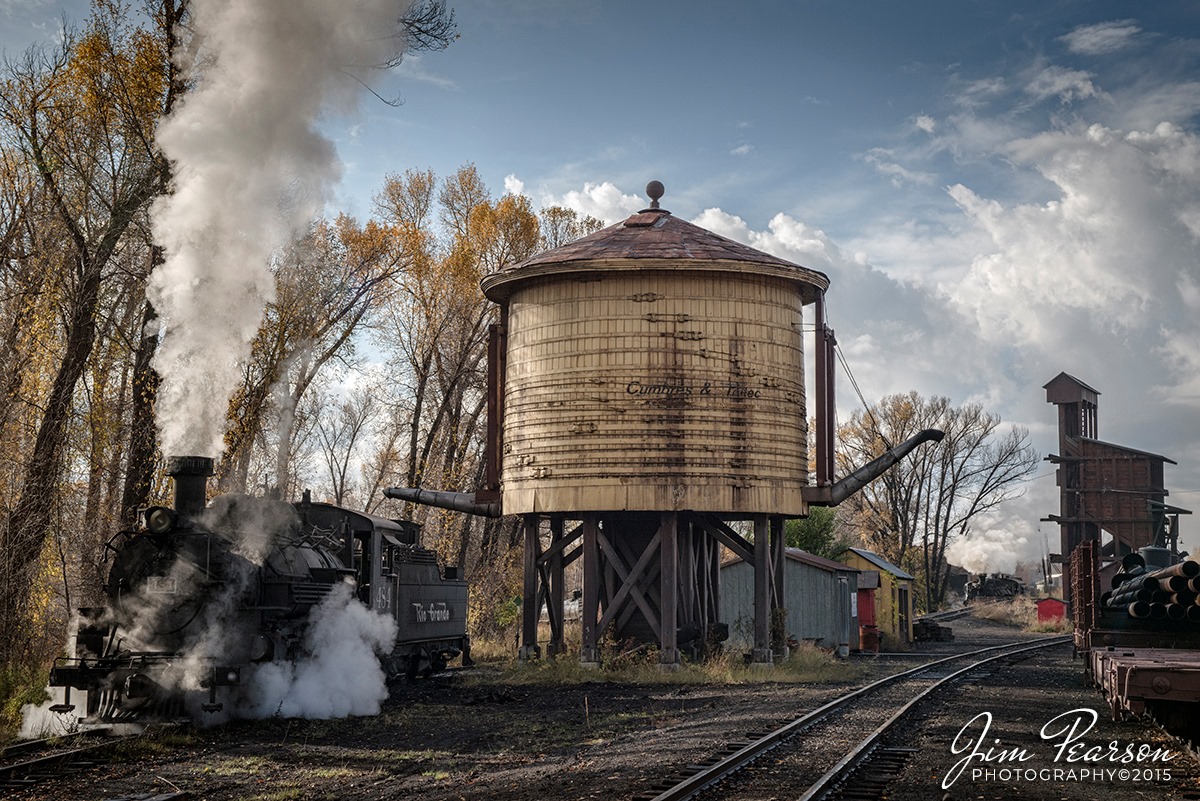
{"left": 965, "top": 572, "right": 1026, "bottom": 602}
{"left": 48, "top": 456, "right": 470, "bottom": 723}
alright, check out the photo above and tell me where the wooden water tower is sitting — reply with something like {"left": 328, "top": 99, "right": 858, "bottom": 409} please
{"left": 388, "top": 182, "right": 941, "bottom": 667}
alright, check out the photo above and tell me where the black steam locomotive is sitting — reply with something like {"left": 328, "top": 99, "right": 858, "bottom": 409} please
{"left": 49, "top": 456, "right": 470, "bottom": 723}
{"left": 965, "top": 572, "right": 1026, "bottom": 602}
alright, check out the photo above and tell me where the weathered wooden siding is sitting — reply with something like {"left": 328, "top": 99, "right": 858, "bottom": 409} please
{"left": 499, "top": 263, "right": 810, "bottom": 515}
{"left": 721, "top": 553, "right": 858, "bottom": 651}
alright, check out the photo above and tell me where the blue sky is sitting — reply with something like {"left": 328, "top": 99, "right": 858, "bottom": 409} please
{"left": 5, "top": 0, "right": 1200, "bottom": 568}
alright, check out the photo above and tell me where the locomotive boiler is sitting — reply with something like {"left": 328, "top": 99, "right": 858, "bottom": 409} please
{"left": 48, "top": 456, "right": 470, "bottom": 723}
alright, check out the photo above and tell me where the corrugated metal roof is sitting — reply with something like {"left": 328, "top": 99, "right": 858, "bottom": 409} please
{"left": 721, "top": 547, "right": 859, "bottom": 573}
{"left": 786, "top": 548, "right": 859, "bottom": 573}
{"left": 843, "top": 547, "right": 915, "bottom": 580}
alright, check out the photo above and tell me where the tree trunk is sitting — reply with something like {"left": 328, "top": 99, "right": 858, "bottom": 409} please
{"left": 2, "top": 250, "right": 103, "bottom": 661}
{"left": 120, "top": 299, "right": 161, "bottom": 529}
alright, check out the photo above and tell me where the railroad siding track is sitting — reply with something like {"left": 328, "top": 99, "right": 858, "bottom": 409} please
{"left": 0, "top": 727, "right": 134, "bottom": 793}
{"left": 639, "top": 636, "right": 1069, "bottom": 801}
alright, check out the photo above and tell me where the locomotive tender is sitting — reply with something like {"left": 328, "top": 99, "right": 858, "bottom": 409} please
{"left": 49, "top": 456, "right": 470, "bottom": 723}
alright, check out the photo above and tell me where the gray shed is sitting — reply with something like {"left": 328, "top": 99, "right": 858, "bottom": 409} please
{"left": 720, "top": 548, "right": 859, "bottom": 656}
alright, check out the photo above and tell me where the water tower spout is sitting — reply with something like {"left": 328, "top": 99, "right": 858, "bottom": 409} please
{"left": 803, "top": 428, "right": 944, "bottom": 506}
{"left": 382, "top": 487, "right": 501, "bottom": 518}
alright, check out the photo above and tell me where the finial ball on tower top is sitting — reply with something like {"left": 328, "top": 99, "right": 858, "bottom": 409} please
{"left": 646, "top": 180, "right": 665, "bottom": 209}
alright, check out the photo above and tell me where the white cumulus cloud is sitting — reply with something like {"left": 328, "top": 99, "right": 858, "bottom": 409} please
{"left": 536, "top": 180, "right": 644, "bottom": 224}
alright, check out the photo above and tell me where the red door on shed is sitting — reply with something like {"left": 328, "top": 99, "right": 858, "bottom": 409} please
{"left": 856, "top": 570, "right": 879, "bottom": 651}
{"left": 857, "top": 588, "right": 876, "bottom": 626}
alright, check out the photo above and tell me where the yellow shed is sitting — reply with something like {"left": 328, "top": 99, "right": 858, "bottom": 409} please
{"left": 839, "top": 547, "right": 915, "bottom": 646}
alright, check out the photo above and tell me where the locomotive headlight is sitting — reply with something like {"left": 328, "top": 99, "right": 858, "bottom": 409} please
{"left": 145, "top": 506, "right": 176, "bottom": 535}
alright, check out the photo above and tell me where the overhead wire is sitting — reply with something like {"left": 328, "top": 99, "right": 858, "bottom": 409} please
{"left": 833, "top": 340, "right": 893, "bottom": 450}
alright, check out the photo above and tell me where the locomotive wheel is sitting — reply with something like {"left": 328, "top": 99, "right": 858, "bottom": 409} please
{"left": 405, "top": 652, "right": 422, "bottom": 681}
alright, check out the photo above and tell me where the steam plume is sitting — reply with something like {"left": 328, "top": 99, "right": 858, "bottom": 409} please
{"left": 149, "top": 0, "right": 411, "bottom": 458}
{"left": 947, "top": 524, "right": 1031, "bottom": 574}
{"left": 242, "top": 582, "right": 397, "bottom": 718}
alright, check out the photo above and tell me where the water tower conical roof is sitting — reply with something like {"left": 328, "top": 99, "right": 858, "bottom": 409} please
{"left": 481, "top": 207, "right": 829, "bottom": 304}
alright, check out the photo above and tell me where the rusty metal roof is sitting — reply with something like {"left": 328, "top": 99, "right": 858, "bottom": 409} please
{"left": 481, "top": 206, "right": 829, "bottom": 302}
{"left": 516, "top": 208, "right": 815, "bottom": 269}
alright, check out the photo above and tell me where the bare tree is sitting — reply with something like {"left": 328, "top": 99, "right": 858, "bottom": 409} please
{"left": 219, "top": 216, "right": 403, "bottom": 497}
{"left": 837, "top": 392, "right": 1039, "bottom": 610}
{"left": 314, "top": 386, "right": 378, "bottom": 506}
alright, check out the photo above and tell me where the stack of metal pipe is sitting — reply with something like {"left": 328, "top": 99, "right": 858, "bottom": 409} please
{"left": 1103, "top": 552, "right": 1200, "bottom": 621}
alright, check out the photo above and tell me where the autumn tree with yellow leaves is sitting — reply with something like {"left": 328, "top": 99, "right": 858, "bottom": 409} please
{"left": 0, "top": 0, "right": 608, "bottom": 734}
{"left": 0, "top": 0, "right": 183, "bottom": 676}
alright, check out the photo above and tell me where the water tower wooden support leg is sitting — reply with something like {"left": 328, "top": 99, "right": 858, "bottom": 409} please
{"left": 659, "top": 512, "right": 681, "bottom": 669}
{"left": 752, "top": 514, "right": 773, "bottom": 666}
{"left": 520, "top": 513, "right": 542, "bottom": 661}
{"left": 771, "top": 516, "right": 787, "bottom": 659}
{"left": 541, "top": 517, "right": 576, "bottom": 657}
{"left": 580, "top": 513, "right": 601, "bottom": 667}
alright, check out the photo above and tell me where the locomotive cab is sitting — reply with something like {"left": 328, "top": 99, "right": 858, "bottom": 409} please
{"left": 299, "top": 501, "right": 471, "bottom": 675}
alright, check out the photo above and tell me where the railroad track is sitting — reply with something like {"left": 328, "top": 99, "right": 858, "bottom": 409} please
{"left": 637, "top": 635, "right": 1071, "bottom": 801}
{"left": 0, "top": 726, "right": 137, "bottom": 793}
{"left": 919, "top": 607, "right": 972, "bottom": 622}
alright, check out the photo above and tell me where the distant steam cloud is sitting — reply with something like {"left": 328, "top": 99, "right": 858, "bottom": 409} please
{"left": 946, "top": 524, "right": 1031, "bottom": 575}
{"left": 149, "top": 0, "right": 413, "bottom": 458}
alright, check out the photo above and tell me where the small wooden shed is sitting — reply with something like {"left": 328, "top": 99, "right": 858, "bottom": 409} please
{"left": 720, "top": 547, "right": 859, "bottom": 656}
{"left": 838, "top": 547, "right": 915, "bottom": 646}
{"left": 1036, "top": 597, "right": 1068, "bottom": 623}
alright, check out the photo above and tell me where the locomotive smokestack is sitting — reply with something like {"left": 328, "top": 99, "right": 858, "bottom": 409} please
{"left": 166, "top": 455, "right": 214, "bottom": 517}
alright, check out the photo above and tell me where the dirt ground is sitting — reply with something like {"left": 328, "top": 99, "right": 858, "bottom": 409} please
{"left": 890, "top": 640, "right": 1200, "bottom": 801}
{"left": 20, "top": 617, "right": 1200, "bottom": 801}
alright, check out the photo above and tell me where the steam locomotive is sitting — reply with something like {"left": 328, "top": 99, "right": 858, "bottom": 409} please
{"left": 48, "top": 456, "right": 470, "bottom": 723}
{"left": 964, "top": 572, "right": 1026, "bottom": 602}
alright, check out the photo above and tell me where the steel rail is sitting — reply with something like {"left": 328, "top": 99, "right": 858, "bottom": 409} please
{"left": 918, "top": 607, "right": 972, "bottom": 622}
{"left": 0, "top": 729, "right": 131, "bottom": 791}
{"left": 797, "top": 635, "right": 1069, "bottom": 801}
{"left": 646, "top": 635, "right": 1070, "bottom": 801}
{"left": 0, "top": 726, "right": 115, "bottom": 755}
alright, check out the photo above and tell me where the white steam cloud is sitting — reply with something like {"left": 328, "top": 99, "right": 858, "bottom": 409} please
{"left": 242, "top": 581, "right": 397, "bottom": 719}
{"left": 946, "top": 524, "right": 1031, "bottom": 575}
{"left": 149, "top": 0, "right": 412, "bottom": 458}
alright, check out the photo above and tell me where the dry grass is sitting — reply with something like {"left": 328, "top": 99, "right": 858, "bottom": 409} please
{"left": 970, "top": 596, "right": 1072, "bottom": 633}
{"left": 465, "top": 638, "right": 865, "bottom": 687}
